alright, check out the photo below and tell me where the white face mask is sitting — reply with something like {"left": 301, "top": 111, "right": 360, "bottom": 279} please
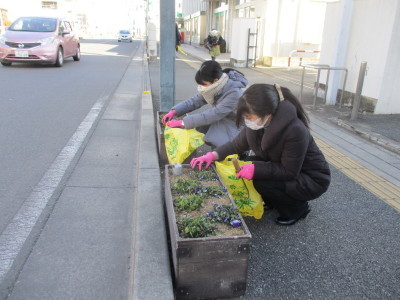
{"left": 244, "top": 117, "right": 269, "bottom": 130}
{"left": 196, "top": 73, "right": 229, "bottom": 104}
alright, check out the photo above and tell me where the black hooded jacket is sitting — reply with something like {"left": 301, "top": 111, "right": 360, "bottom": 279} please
{"left": 216, "top": 100, "right": 331, "bottom": 201}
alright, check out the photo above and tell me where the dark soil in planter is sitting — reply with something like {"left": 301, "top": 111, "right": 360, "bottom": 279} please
{"left": 169, "top": 167, "right": 245, "bottom": 238}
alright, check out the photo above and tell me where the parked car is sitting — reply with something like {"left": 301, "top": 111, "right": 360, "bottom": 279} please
{"left": 118, "top": 30, "right": 133, "bottom": 42}
{"left": 0, "top": 16, "right": 80, "bottom": 67}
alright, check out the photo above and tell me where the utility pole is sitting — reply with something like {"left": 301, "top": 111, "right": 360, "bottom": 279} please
{"left": 160, "top": 0, "right": 175, "bottom": 111}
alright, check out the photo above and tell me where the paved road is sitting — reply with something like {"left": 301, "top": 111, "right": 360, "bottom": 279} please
{"left": 0, "top": 39, "right": 139, "bottom": 233}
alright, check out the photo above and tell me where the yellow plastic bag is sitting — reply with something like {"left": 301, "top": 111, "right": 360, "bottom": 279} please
{"left": 177, "top": 45, "right": 188, "bottom": 55}
{"left": 164, "top": 127, "right": 205, "bottom": 164}
{"left": 215, "top": 154, "right": 264, "bottom": 219}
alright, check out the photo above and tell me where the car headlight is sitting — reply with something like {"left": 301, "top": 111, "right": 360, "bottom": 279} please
{"left": 38, "top": 36, "right": 55, "bottom": 45}
{"left": 0, "top": 35, "right": 6, "bottom": 45}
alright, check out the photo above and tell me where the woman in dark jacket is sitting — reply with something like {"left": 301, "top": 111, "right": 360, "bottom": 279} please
{"left": 191, "top": 84, "right": 331, "bottom": 225}
{"left": 162, "top": 60, "right": 248, "bottom": 148}
{"left": 206, "top": 29, "right": 223, "bottom": 60}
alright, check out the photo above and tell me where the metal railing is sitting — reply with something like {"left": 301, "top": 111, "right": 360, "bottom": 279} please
{"left": 288, "top": 50, "right": 320, "bottom": 70}
{"left": 299, "top": 64, "right": 348, "bottom": 109}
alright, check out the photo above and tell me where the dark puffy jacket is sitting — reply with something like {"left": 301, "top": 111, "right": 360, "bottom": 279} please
{"left": 216, "top": 100, "right": 331, "bottom": 201}
{"left": 172, "top": 70, "right": 248, "bottom": 147}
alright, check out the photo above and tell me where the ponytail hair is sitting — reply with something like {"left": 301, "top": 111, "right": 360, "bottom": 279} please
{"left": 236, "top": 84, "right": 309, "bottom": 128}
{"left": 281, "top": 86, "right": 310, "bottom": 128}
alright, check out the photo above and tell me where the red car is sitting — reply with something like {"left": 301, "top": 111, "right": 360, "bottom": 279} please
{"left": 0, "top": 16, "right": 80, "bottom": 67}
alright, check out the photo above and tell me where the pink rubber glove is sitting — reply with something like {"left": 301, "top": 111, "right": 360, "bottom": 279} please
{"left": 162, "top": 110, "right": 177, "bottom": 124}
{"left": 190, "top": 152, "right": 216, "bottom": 170}
{"left": 166, "top": 120, "right": 184, "bottom": 128}
{"left": 236, "top": 164, "right": 255, "bottom": 180}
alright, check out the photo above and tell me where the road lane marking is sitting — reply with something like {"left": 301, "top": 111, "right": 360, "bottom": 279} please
{"left": 176, "top": 55, "right": 201, "bottom": 70}
{"left": 0, "top": 94, "right": 108, "bottom": 283}
{"left": 315, "top": 138, "right": 400, "bottom": 212}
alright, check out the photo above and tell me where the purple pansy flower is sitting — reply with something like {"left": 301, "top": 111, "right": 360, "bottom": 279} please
{"left": 231, "top": 220, "right": 241, "bottom": 228}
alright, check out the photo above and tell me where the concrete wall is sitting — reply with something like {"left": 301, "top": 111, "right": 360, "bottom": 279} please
{"left": 376, "top": 1, "right": 400, "bottom": 114}
{"left": 260, "top": 0, "right": 325, "bottom": 66}
{"left": 231, "top": 18, "right": 257, "bottom": 65}
{"left": 346, "top": 0, "right": 396, "bottom": 101}
{"left": 320, "top": 0, "right": 400, "bottom": 113}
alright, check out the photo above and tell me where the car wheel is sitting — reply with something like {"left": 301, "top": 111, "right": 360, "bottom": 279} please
{"left": 54, "top": 47, "right": 64, "bottom": 67}
{"left": 1, "top": 62, "right": 12, "bottom": 66}
{"left": 73, "top": 46, "right": 81, "bottom": 61}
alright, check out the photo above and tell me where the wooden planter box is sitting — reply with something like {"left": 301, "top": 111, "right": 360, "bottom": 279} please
{"left": 164, "top": 164, "right": 252, "bottom": 299}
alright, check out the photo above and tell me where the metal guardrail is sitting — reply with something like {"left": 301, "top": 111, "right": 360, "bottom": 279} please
{"left": 299, "top": 64, "right": 348, "bottom": 109}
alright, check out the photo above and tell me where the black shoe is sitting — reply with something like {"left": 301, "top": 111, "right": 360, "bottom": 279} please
{"left": 275, "top": 208, "right": 311, "bottom": 226}
{"left": 262, "top": 201, "right": 274, "bottom": 210}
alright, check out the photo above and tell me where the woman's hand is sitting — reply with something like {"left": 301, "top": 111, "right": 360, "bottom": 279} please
{"left": 166, "top": 120, "right": 184, "bottom": 128}
{"left": 162, "top": 110, "right": 177, "bottom": 124}
{"left": 190, "top": 152, "right": 216, "bottom": 170}
{"left": 236, "top": 164, "right": 255, "bottom": 180}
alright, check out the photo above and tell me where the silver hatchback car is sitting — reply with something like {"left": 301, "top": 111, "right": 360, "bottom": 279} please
{"left": 118, "top": 30, "right": 133, "bottom": 43}
{"left": 0, "top": 16, "right": 80, "bottom": 67}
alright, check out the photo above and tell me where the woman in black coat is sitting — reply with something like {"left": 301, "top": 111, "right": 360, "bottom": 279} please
{"left": 191, "top": 84, "right": 331, "bottom": 225}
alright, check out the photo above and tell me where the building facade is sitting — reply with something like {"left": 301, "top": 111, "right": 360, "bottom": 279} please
{"left": 320, "top": 0, "right": 400, "bottom": 114}
{"left": 182, "top": 0, "right": 326, "bottom": 65}
{"left": 182, "top": 0, "right": 208, "bottom": 45}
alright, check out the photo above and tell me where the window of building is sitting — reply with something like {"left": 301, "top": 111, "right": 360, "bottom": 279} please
{"left": 235, "top": 4, "right": 255, "bottom": 18}
{"left": 42, "top": 1, "right": 57, "bottom": 9}
{"left": 217, "top": 1, "right": 228, "bottom": 8}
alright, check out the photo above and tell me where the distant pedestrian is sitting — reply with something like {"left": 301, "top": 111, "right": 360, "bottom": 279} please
{"left": 191, "top": 84, "right": 331, "bottom": 226}
{"left": 161, "top": 60, "right": 248, "bottom": 148}
{"left": 205, "top": 29, "right": 223, "bottom": 61}
{"left": 175, "top": 23, "right": 181, "bottom": 51}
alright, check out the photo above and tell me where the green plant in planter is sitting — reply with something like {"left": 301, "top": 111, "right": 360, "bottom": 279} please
{"left": 173, "top": 178, "right": 225, "bottom": 198}
{"left": 196, "top": 185, "right": 226, "bottom": 198}
{"left": 177, "top": 215, "right": 216, "bottom": 238}
{"left": 175, "top": 194, "right": 204, "bottom": 211}
{"left": 172, "top": 178, "right": 200, "bottom": 194}
{"left": 190, "top": 170, "right": 218, "bottom": 181}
